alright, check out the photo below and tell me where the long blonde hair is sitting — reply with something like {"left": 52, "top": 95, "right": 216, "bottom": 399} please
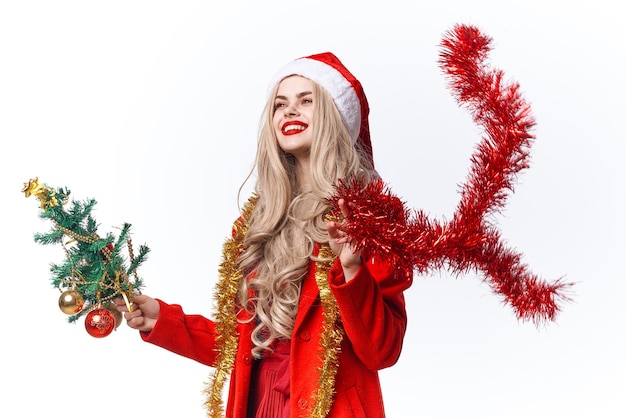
{"left": 236, "top": 78, "right": 375, "bottom": 357}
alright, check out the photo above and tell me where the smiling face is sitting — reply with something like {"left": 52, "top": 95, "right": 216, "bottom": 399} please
{"left": 272, "top": 75, "right": 315, "bottom": 162}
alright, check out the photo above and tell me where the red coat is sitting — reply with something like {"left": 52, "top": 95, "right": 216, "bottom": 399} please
{"left": 142, "top": 257, "right": 411, "bottom": 417}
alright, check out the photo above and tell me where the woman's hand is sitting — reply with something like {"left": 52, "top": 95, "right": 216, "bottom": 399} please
{"left": 327, "top": 198, "right": 362, "bottom": 282}
{"left": 112, "top": 294, "right": 160, "bottom": 333}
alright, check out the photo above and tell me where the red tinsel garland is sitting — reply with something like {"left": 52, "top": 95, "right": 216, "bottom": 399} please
{"left": 328, "top": 24, "right": 572, "bottom": 324}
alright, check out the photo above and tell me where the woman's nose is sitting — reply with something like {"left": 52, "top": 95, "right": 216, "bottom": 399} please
{"left": 284, "top": 104, "right": 299, "bottom": 116}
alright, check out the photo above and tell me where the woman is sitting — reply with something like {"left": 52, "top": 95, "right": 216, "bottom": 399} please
{"left": 115, "top": 52, "right": 412, "bottom": 418}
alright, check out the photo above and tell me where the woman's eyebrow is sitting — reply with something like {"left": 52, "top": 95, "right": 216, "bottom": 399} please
{"left": 275, "top": 91, "right": 313, "bottom": 100}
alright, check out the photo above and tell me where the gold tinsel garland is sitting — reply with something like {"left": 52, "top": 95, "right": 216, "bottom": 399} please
{"left": 310, "top": 244, "right": 343, "bottom": 418}
{"left": 203, "top": 196, "right": 254, "bottom": 418}
{"left": 203, "top": 196, "right": 343, "bottom": 418}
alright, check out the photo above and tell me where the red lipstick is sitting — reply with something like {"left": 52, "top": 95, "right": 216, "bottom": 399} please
{"left": 281, "top": 121, "right": 308, "bottom": 135}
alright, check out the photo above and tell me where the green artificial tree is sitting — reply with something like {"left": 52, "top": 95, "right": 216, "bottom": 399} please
{"left": 22, "top": 177, "right": 149, "bottom": 337}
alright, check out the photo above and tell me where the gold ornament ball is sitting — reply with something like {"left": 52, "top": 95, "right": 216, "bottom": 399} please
{"left": 58, "top": 290, "right": 84, "bottom": 315}
{"left": 103, "top": 301, "right": 123, "bottom": 329}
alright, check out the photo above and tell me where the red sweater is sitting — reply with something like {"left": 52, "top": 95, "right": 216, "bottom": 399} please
{"left": 141, "top": 257, "right": 412, "bottom": 417}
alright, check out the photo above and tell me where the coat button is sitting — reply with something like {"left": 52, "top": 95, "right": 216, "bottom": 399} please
{"left": 243, "top": 354, "right": 252, "bottom": 365}
{"left": 300, "top": 331, "right": 311, "bottom": 341}
{"left": 297, "top": 398, "right": 309, "bottom": 409}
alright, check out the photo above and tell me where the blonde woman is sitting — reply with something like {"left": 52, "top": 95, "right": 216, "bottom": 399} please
{"left": 115, "top": 52, "right": 412, "bottom": 418}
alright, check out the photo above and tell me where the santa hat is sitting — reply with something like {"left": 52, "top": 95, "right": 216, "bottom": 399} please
{"left": 267, "top": 52, "right": 373, "bottom": 165}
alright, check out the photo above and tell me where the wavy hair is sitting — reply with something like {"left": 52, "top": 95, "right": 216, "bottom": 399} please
{"left": 236, "top": 77, "right": 375, "bottom": 357}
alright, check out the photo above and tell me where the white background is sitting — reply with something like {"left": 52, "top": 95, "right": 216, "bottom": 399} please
{"left": 1, "top": 1, "right": 624, "bottom": 417}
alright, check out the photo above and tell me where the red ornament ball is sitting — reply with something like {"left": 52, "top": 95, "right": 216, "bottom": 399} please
{"left": 84, "top": 308, "right": 115, "bottom": 338}
{"left": 101, "top": 243, "right": 114, "bottom": 262}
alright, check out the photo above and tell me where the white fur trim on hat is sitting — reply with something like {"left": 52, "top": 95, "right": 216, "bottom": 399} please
{"left": 267, "top": 57, "right": 361, "bottom": 142}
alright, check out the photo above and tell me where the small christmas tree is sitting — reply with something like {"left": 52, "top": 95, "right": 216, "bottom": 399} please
{"left": 22, "top": 177, "right": 149, "bottom": 337}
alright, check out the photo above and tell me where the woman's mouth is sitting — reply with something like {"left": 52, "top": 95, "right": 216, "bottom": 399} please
{"left": 282, "top": 121, "right": 308, "bottom": 135}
